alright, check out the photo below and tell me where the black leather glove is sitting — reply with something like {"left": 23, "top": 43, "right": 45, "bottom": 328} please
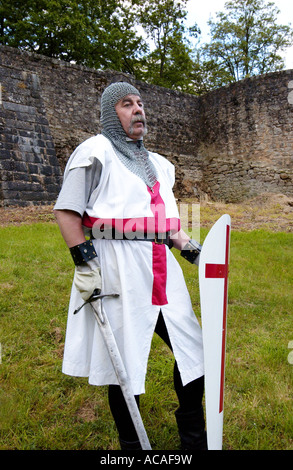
{"left": 180, "top": 239, "right": 202, "bottom": 266}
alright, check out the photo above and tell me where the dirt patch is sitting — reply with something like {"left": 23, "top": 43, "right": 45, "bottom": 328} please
{"left": 198, "top": 193, "right": 293, "bottom": 232}
{"left": 0, "top": 204, "right": 56, "bottom": 227}
{"left": 75, "top": 398, "right": 98, "bottom": 423}
{"left": 0, "top": 193, "right": 292, "bottom": 232}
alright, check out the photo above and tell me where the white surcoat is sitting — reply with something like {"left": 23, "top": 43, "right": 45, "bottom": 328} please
{"left": 61, "top": 135, "right": 204, "bottom": 394}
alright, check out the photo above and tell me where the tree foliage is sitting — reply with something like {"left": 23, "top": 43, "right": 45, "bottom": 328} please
{"left": 201, "top": 0, "right": 293, "bottom": 85}
{"left": 133, "top": 0, "right": 200, "bottom": 91}
{"left": 0, "top": 0, "right": 147, "bottom": 74}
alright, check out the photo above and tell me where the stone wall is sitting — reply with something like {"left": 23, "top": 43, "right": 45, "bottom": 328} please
{"left": 0, "top": 45, "right": 292, "bottom": 206}
{"left": 0, "top": 55, "right": 63, "bottom": 206}
{"left": 197, "top": 72, "right": 293, "bottom": 201}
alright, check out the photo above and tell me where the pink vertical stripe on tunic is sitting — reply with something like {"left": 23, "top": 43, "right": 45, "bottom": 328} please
{"left": 148, "top": 182, "right": 168, "bottom": 306}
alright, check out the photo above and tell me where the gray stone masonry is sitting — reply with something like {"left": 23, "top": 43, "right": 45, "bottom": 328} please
{"left": 0, "top": 45, "right": 292, "bottom": 205}
{"left": 0, "top": 59, "right": 62, "bottom": 206}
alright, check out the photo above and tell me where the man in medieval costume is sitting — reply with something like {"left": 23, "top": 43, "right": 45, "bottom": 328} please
{"left": 54, "top": 81, "right": 207, "bottom": 450}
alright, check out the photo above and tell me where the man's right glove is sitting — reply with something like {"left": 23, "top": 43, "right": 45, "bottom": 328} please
{"left": 74, "top": 258, "right": 102, "bottom": 301}
{"left": 180, "top": 239, "right": 202, "bottom": 266}
{"left": 69, "top": 240, "right": 102, "bottom": 301}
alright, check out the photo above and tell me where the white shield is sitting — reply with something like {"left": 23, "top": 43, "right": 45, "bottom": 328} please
{"left": 199, "top": 214, "right": 231, "bottom": 450}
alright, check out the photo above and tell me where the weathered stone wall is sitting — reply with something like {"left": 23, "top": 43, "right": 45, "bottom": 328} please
{"left": 0, "top": 56, "right": 63, "bottom": 206}
{"left": 0, "top": 45, "right": 292, "bottom": 206}
{"left": 197, "top": 72, "right": 293, "bottom": 201}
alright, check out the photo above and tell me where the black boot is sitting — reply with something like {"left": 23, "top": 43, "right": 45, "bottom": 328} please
{"left": 175, "top": 406, "right": 208, "bottom": 450}
{"left": 119, "top": 438, "right": 142, "bottom": 450}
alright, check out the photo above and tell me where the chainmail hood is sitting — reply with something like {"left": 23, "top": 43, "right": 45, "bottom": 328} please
{"left": 100, "top": 82, "right": 157, "bottom": 189}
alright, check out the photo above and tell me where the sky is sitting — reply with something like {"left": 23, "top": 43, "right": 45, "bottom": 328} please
{"left": 185, "top": 0, "right": 293, "bottom": 69}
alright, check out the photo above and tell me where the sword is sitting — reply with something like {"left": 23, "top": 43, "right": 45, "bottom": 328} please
{"left": 74, "top": 290, "right": 152, "bottom": 450}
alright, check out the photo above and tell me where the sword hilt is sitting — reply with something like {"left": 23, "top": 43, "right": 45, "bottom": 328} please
{"left": 73, "top": 289, "right": 119, "bottom": 315}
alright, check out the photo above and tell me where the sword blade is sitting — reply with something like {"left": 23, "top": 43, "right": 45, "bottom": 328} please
{"left": 90, "top": 299, "right": 152, "bottom": 450}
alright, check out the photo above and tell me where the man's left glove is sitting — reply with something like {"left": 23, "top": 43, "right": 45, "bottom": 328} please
{"left": 69, "top": 240, "right": 102, "bottom": 301}
{"left": 180, "top": 239, "right": 202, "bottom": 266}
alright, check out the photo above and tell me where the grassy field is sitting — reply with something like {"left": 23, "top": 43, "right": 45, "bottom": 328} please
{"left": 0, "top": 205, "right": 292, "bottom": 450}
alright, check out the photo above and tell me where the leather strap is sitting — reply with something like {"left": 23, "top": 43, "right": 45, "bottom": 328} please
{"left": 69, "top": 240, "right": 98, "bottom": 266}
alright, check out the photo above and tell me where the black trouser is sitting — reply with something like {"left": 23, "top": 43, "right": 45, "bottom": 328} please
{"left": 108, "top": 311, "right": 204, "bottom": 442}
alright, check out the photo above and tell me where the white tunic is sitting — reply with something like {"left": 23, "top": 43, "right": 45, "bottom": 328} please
{"left": 59, "top": 135, "right": 204, "bottom": 395}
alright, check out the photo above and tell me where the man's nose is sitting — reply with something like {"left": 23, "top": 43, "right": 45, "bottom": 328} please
{"left": 133, "top": 103, "right": 143, "bottom": 114}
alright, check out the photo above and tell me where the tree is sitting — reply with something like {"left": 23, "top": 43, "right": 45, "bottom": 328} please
{"left": 188, "top": 51, "right": 233, "bottom": 95}
{"left": 0, "top": 0, "right": 147, "bottom": 74}
{"left": 201, "top": 0, "right": 293, "bottom": 86}
{"left": 134, "top": 0, "right": 200, "bottom": 91}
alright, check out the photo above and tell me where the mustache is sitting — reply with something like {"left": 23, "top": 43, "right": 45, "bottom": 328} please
{"left": 128, "top": 114, "right": 148, "bottom": 137}
{"left": 131, "top": 114, "right": 146, "bottom": 126}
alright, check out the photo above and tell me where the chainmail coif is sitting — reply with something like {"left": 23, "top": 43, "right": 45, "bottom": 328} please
{"left": 100, "top": 82, "right": 157, "bottom": 189}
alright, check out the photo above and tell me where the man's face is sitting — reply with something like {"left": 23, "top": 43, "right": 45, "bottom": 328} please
{"left": 115, "top": 94, "right": 147, "bottom": 140}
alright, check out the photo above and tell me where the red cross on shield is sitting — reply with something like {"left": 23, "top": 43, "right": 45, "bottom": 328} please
{"left": 199, "top": 214, "right": 231, "bottom": 450}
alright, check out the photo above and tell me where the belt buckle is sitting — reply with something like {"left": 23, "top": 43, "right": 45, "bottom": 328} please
{"left": 154, "top": 233, "right": 164, "bottom": 244}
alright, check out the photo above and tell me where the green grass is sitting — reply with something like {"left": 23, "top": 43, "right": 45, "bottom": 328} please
{"left": 0, "top": 223, "right": 292, "bottom": 450}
